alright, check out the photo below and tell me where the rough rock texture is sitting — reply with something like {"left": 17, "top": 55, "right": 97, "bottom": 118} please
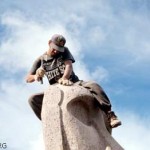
{"left": 42, "top": 84, "right": 124, "bottom": 150}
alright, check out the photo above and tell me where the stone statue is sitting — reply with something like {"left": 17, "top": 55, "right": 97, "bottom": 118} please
{"left": 41, "top": 84, "right": 124, "bottom": 150}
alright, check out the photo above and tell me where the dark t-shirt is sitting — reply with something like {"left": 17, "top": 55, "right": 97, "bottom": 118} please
{"left": 30, "top": 47, "right": 79, "bottom": 85}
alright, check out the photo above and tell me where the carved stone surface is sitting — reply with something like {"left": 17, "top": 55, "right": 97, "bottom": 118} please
{"left": 41, "top": 84, "right": 124, "bottom": 150}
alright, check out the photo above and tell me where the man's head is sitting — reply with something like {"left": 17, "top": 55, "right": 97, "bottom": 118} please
{"left": 49, "top": 34, "right": 66, "bottom": 53}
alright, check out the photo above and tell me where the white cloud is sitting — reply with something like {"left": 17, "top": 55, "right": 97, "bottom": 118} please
{"left": 0, "top": 13, "right": 67, "bottom": 72}
{"left": 121, "top": 13, "right": 150, "bottom": 65}
{"left": 87, "top": 26, "right": 108, "bottom": 47}
{"left": 29, "top": 133, "right": 45, "bottom": 150}
{"left": 0, "top": 79, "right": 44, "bottom": 150}
{"left": 113, "top": 111, "right": 150, "bottom": 150}
{"left": 0, "top": 12, "right": 85, "bottom": 71}
{"left": 74, "top": 60, "right": 91, "bottom": 81}
{"left": 91, "top": 66, "right": 109, "bottom": 82}
{"left": 80, "top": 4, "right": 150, "bottom": 68}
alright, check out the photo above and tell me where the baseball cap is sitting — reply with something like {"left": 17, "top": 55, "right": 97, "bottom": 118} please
{"left": 50, "top": 34, "right": 66, "bottom": 52}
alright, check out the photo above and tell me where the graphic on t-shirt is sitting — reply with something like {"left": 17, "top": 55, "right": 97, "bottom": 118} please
{"left": 45, "top": 64, "right": 65, "bottom": 81}
{"left": 42, "top": 56, "right": 66, "bottom": 84}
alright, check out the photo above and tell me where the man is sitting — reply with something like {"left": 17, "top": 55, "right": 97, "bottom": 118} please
{"left": 26, "top": 34, "right": 121, "bottom": 128}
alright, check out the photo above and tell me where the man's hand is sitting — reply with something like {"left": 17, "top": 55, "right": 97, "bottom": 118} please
{"left": 34, "top": 67, "right": 45, "bottom": 83}
{"left": 58, "top": 78, "right": 73, "bottom": 86}
{"left": 36, "top": 67, "right": 45, "bottom": 78}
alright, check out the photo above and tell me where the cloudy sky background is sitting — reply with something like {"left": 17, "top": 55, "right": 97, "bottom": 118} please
{"left": 0, "top": 0, "right": 150, "bottom": 149}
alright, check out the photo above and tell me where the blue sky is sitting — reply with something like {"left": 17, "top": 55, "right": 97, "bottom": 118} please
{"left": 0, "top": 0, "right": 150, "bottom": 150}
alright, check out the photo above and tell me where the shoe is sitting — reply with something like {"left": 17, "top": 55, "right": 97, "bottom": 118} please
{"left": 108, "top": 111, "right": 122, "bottom": 128}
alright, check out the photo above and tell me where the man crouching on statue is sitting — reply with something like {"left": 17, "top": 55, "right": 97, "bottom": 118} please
{"left": 25, "top": 34, "right": 121, "bottom": 128}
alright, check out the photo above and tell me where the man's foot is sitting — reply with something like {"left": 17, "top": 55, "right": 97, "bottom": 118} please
{"left": 108, "top": 111, "right": 122, "bottom": 128}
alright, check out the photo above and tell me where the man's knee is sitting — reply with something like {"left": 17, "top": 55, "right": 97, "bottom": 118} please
{"left": 89, "top": 81, "right": 103, "bottom": 90}
{"left": 83, "top": 80, "right": 103, "bottom": 91}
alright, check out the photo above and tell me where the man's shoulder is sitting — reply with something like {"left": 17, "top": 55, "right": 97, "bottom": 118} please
{"left": 64, "top": 47, "right": 69, "bottom": 51}
{"left": 62, "top": 47, "right": 75, "bottom": 63}
{"left": 37, "top": 52, "right": 47, "bottom": 60}
{"left": 63, "top": 47, "right": 72, "bottom": 55}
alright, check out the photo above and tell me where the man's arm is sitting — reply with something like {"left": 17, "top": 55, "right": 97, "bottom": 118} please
{"left": 26, "top": 67, "right": 45, "bottom": 83}
{"left": 58, "top": 60, "right": 73, "bottom": 85}
{"left": 61, "top": 60, "right": 73, "bottom": 80}
{"left": 25, "top": 56, "right": 44, "bottom": 83}
{"left": 25, "top": 74, "right": 38, "bottom": 83}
